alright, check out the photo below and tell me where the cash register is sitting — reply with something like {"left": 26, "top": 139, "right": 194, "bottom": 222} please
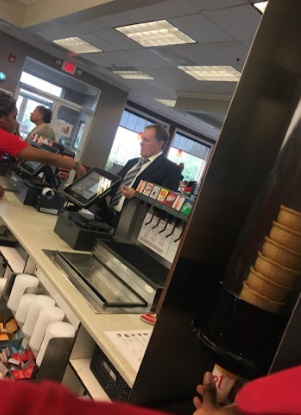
{"left": 54, "top": 167, "right": 121, "bottom": 250}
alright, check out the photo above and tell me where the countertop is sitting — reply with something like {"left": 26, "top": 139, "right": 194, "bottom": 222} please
{"left": 0, "top": 190, "right": 149, "bottom": 386}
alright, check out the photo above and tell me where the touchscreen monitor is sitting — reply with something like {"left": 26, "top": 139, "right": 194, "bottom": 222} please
{"left": 62, "top": 167, "right": 121, "bottom": 208}
{"left": 18, "top": 143, "right": 59, "bottom": 177}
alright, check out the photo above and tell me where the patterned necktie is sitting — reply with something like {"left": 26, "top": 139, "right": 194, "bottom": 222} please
{"left": 111, "top": 158, "right": 149, "bottom": 207}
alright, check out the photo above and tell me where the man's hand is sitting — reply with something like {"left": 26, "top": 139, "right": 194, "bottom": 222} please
{"left": 193, "top": 372, "right": 238, "bottom": 415}
{"left": 121, "top": 185, "right": 135, "bottom": 199}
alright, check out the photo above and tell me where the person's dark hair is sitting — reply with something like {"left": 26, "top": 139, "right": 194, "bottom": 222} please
{"left": 36, "top": 105, "right": 52, "bottom": 124}
{"left": 145, "top": 123, "right": 170, "bottom": 148}
{"left": 0, "top": 90, "right": 16, "bottom": 117}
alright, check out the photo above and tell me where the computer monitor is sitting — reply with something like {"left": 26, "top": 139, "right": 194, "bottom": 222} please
{"left": 62, "top": 167, "right": 121, "bottom": 209}
{"left": 18, "top": 143, "right": 60, "bottom": 178}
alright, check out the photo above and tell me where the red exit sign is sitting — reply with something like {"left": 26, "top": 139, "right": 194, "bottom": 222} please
{"left": 62, "top": 61, "right": 77, "bottom": 75}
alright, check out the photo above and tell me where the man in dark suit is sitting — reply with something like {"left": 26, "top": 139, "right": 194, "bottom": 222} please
{"left": 111, "top": 123, "right": 181, "bottom": 213}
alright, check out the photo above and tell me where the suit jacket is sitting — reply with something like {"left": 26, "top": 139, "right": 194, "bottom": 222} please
{"left": 116, "top": 154, "right": 181, "bottom": 192}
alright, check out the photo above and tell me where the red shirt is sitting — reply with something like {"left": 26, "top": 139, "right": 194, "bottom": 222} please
{"left": 0, "top": 127, "right": 28, "bottom": 160}
{"left": 0, "top": 379, "right": 168, "bottom": 415}
{"left": 236, "top": 365, "right": 301, "bottom": 415}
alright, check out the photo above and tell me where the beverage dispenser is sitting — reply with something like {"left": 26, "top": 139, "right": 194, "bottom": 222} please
{"left": 193, "top": 106, "right": 301, "bottom": 384}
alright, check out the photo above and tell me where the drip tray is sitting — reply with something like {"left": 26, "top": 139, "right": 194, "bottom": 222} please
{"left": 43, "top": 247, "right": 161, "bottom": 314}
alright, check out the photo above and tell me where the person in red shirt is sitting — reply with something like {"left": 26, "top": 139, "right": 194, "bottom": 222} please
{"left": 0, "top": 378, "right": 167, "bottom": 415}
{"left": 0, "top": 365, "right": 300, "bottom": 415}
{"left": 0, "top": 90, "right": 86, "bottom": 197}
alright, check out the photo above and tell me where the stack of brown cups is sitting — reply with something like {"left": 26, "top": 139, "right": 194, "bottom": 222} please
{"left": 241, "top": 205, "right": 301, "bottom": 313}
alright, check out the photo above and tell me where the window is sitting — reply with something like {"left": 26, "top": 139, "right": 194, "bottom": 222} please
{"left": 106, "top": 109, "right": 167, "bottom": 170}
{"left": 167, "top": 130, "right": 212, "bottom": 183}
{"left": 106, "top": 126, "right": 141, "bottom": 169}
{"left": 20, "top": 72, "right": 62, "bottom": 97}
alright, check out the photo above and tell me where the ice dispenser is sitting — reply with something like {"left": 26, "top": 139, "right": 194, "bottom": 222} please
{"left": 193, "top": 111, "right": 301, "bottom": 384}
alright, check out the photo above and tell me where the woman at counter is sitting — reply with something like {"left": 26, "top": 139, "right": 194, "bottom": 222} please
{"left": 0, "top": 90, "right": 86, "bottom": 197}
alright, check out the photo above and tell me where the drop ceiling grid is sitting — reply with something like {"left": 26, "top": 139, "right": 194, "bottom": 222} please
{"left": 186, "top": 0, "right": 248, "bottom": 12}
{"left": 149, "top": 0, "right": 199, "bottom": 18}
{"left": 169, "top": 13, "right": 234, "bottom": 44}
{"left": 203, "top": 4, "right": 261, "bottom": 40}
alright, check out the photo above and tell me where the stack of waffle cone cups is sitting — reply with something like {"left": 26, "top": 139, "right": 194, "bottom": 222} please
{"left": 241, "top": 205, "right": 301, "bottom": 313}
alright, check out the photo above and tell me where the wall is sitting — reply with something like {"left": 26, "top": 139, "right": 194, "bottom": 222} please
{"left": 0, "top": 30, "right": 128, "bottom": 168}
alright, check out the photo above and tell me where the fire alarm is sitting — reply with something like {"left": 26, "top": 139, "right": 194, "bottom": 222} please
{"left": 8, "top": 54, "right": 16, "bottom": 63}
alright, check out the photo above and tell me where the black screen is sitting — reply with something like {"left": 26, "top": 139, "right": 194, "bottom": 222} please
{"left": 18, "top": 144, "right": 59, "bottom": 177}
{"left": 63, "top": 167, "right": 121, "bottom": 208}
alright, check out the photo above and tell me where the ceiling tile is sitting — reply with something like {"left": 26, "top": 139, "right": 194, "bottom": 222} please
{"left": 205, "top": 40, "right": 250, "bottom": 64}
{"left": 148, "top": 46, "right": 196, "bottom": 66}
{"left": 125, "top": 49, "right": 172, "bottom": 66}
{"left": 94, "top": 28, "right": 138, "bottom": 50}
{"left": 204, "top": 4, "right": 261, "bottom": 40}
{"left": 172, "top": 43, "right": 221, "bottom": 65}
{"left": 187, "top": 0, "right": 246, "bottom": 11}
{"left": 81, "top": 32, "right": 120, "bottom": 52}
{"left": 73, "top": 17, "right": 110, "bottom": 33}
{"left": 150, "top": 0, "right": 198, "bottom": 18}
{"left": 170, "top": 13, "right": 234, "bottom": 43}
{"left": 115, "top": 6, "right": 161, "bottom": 24}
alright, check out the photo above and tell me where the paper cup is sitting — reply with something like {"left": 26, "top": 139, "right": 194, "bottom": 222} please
{"left": 246, "top": 266, "right": 292, "bottom": 301}
{"left": 240, "top": 282, "right": 283, "bottom": 313}
{"left": 269, "top": 221, "right": 301, "bottom": 252}
{"left": 212, "top": 364, "right": 238, "bottom": 403}
{"left": 277, "top": 205, "right": 301, "bottom": 232}
{"left": 254, "top": 251, "right": 300, "bottom": 285}
{"left": 262, "top": 236, "right": 301, "bottom": 269}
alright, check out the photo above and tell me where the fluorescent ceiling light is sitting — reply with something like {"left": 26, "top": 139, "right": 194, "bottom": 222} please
{"left": 113, "top": 71, "right": 154, "bottom": 80}
{"left": 156, "top": 99, "right": 176, "bottom": 107}
{"left": 115, "top": 20, "right": 196, "bottom": 47}
{"left": 178, "top": 65, "right": 241, "bottom": 82}
{"left": 252, "top": 1, "right": 268, "bottom": 13}
{"left": 53, "top": 37, "right": 102, "bottom": 54}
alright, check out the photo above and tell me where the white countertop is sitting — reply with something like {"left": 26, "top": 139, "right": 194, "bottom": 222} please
{"left": 0, "top": 191, "right": 149, "bottom": 386}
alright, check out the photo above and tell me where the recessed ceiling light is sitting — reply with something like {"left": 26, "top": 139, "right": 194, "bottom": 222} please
{"left": 252, "top": 1, "right": 268, "bottom": 13}
{"left": 156, "top": 99, "right": 176, "bottom": 107}
{"left": 177, "top": 65, "right": 241, "bottom": 81}
{"left": 115, "top": 20, "right": 196, "bottom": 47}
{"left": 113, "top": 71, "right": 154, "bottom": 80}
{"left": 53, "top": 37, "right": 102, "bottom": 54}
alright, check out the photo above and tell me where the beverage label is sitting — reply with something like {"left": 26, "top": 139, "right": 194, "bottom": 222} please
{"left": 172, "top": 195, "right": 186, "bottom": 211}
{"left": 136, "top": 180, "right": 147, "bottom": 193}
{"left": 150, "top": 185, "right": 161, "bottom": 200}
{"left": 143, "top": 182, "right": 154, "bottom": 196}
{"left": 164, "top": 192, "right": 177, "bottom": 207}
{"left": 180, "top": 199, "right": 194, "bottom": 215}
{"left": 157, "top": 188, "right": 169, "bottom": 203}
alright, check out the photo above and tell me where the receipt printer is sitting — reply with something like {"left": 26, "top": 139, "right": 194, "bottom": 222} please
{"left": 15, "top": 178, "right": 65, "bottom": 215}
{"left": 35, "top": 188, "right": 66, "bottom": 215}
